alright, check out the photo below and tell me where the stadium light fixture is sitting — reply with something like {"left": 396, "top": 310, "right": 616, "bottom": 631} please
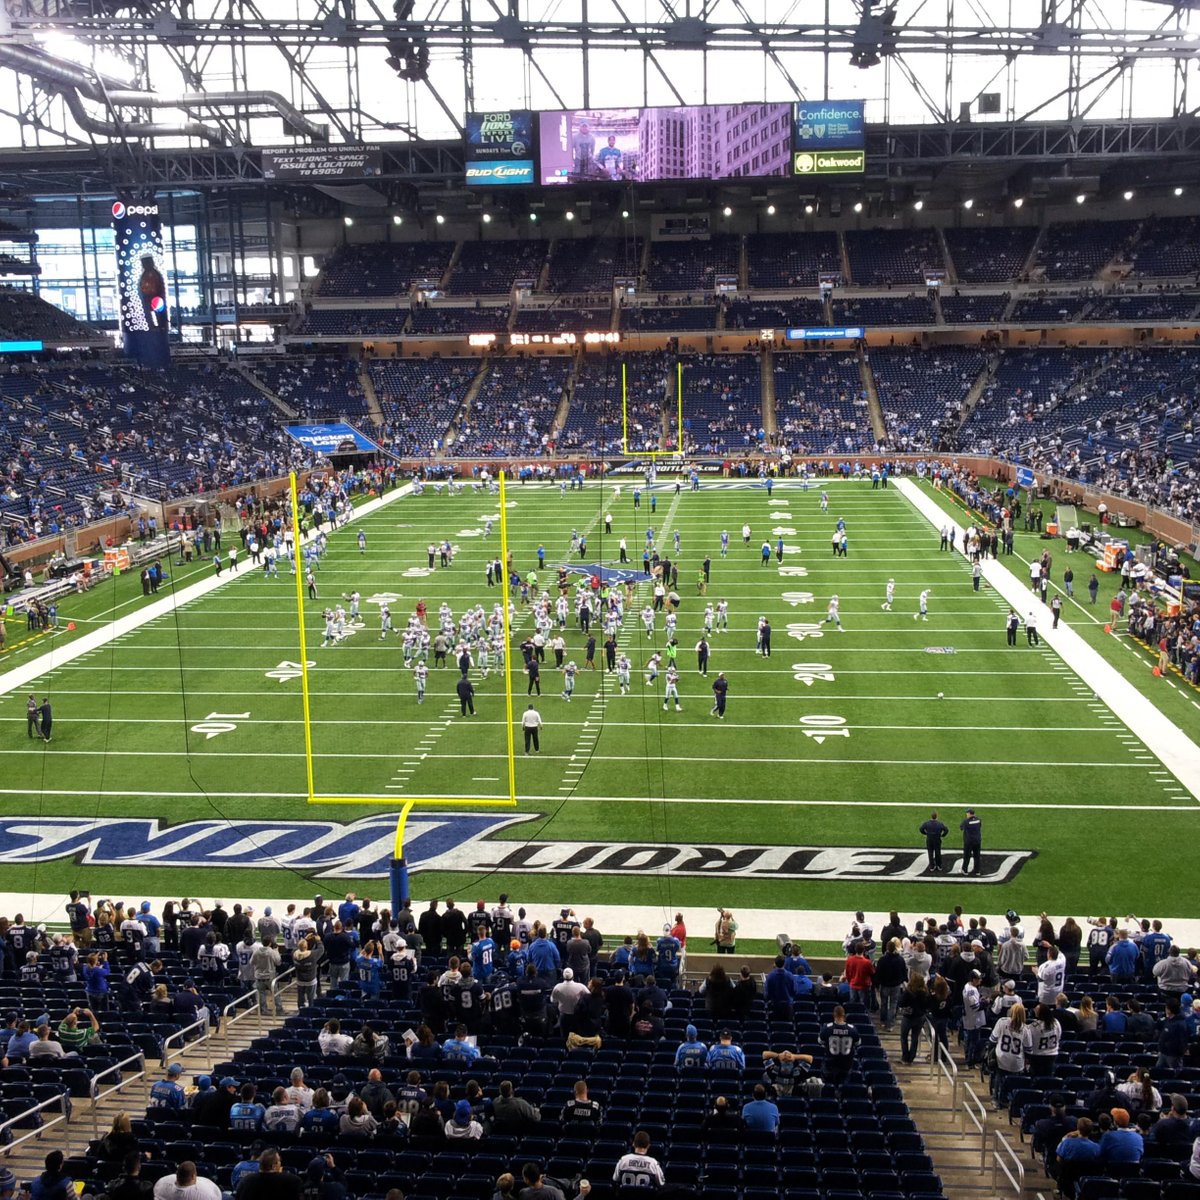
{"left": 1175, "top": 186, "right": 1184, "bottom": 196}
{"left": 621, "top": 209, "right": 630, "bottom": 219}
{"left": 804, "top": 203, "right": 815, "bottom": 215}
{"left": 1123, "top": 190, "right": 1134, "bottom": 201}
{"left": 1012, "top": 197, "right": 1024, "bottom": 209}
{"left": 481, "top": 212, "right": 492, "bottom": 224}
{"left": 565, "top": 210, "right": 574, "bottom": 221}
{"left": 392, "top": 214, "right": 402, "bottom": 225}
{"left": 963, "top": 198, "right": 974, "bottom": 210}
{"left": 853, "top": 201, "right": 863, "bottom": 213}
{"left": 913, "top": 199, "right": 923, "bottom": 211}
{"left": 343, "top": 216, "right": 353, "bottom": 227}
{"left": 766, "top": 204, "right": 776, "bottom": 215}
{"left": 722, "top": 205, "right": 733, "bottom": 217}
{"left": 530, "top": 212, "right": 538, "bottom": 221}
{"left": 435, "top": 213, "right": 445, "bottom": 224}
{"left": 1075, "top": 193, "right": 1086, "bottom": 205}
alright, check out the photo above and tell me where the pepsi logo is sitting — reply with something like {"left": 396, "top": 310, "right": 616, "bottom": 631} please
{"left": 111, "top": 201, "right": 126, "bottom": 219}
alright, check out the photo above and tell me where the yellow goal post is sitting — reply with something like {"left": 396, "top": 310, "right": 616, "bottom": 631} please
{"left": 286, "top": 468, "right": 519, "bottom": 908}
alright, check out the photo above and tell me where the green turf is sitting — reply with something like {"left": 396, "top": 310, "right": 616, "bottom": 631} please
{"left": 1, "top": 475, "right": 1196, "bottom": 917}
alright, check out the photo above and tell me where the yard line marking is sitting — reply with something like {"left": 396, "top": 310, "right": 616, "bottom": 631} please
{"left": 0, "top": 481, "right": 416, "bottom": 698}
{"left": 896, "top": 478, "right": 1200, "bottom": 803}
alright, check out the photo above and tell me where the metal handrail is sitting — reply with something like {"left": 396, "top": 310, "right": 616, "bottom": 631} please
{"left": 0, "top": 1092, "right": 72, "bottom": 1156}
{"left": 160, "top": 1016, "right": 209, "bottom": 1068}
{"left": 221, "top": 966, "right": 295, "bottom": 1050}
{"left": 89, "top": 1051, "right": 148, "bottom": 1137}
{"left": 931, "top": 1027, "right": 960, "bottom": 1108}
{"left": 992, "top": 1129, "right": 1026, "bottom": 1195}
{"left": 961, "top": 1082, "right": 989, "bottom": 1171}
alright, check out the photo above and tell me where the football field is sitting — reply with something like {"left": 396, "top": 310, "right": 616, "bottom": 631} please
{"left": 0, "top": 474, "right": 1198, "bottom": 927}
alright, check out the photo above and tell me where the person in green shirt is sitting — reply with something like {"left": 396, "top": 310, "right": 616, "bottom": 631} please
{"left": 57, "top": 1007, "right": 101, "bottom": 1053}
{"left": 664, "top": 639, "right": 679, "bottom": 668}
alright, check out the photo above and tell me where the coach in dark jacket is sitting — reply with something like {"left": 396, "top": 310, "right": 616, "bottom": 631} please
{"left": 456, "top": 675, "right": 475, "bottom": 716}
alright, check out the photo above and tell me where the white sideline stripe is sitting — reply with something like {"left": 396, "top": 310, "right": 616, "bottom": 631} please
{"left": 0, "top": 787, "right": 1189, "bottom": 812}
{"left": 895, "top": 478, "right": 1200, "bottom": 802}
{"left": 0, "top": 483, "right": 415, "bottom": 699}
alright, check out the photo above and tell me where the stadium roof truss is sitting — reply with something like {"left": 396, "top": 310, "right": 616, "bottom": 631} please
{"left": 0, "top": 0, "right": 1197, "bottom": 192}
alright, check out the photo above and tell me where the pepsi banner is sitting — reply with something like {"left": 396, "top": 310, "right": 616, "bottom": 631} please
{"left": 465, "top": 110, "right": 535, "bottom": 187}
{"left": 285, "top": 423, "right": 381, "bottom": 454}
{"left": 112, "top": 195, "right": 170, "bottom": 368}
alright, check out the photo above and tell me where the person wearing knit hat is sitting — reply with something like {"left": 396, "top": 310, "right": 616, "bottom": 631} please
{"left": 1099, "top": 1108, "right": 1144, "bottom": 1165}
{"left": 674, "top": 1023, "right": 707, "bottom": 1068}
{"left": 445, "top": 1099, "right": 482, "bottom": 1140}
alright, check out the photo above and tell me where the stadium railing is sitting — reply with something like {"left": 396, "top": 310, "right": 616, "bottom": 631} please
{"left": 89, "top": 1051, "right": 147, "bottom": 1137}
{"left": 161, "top": 1016, "right": 209, "bottom": 1069}
{"left": 922, "top": 1019, "right": 960, "bottom": 1108}
{"left": 961, "top": 1082, "right": 989, "bottom": 1171}
{"left": 0, "top": 1092, "right": 73, "bottom": 1156}
{"left": 218, "top": 967, "right": 296, "bottom": 1053}
{"left": 992, "top": 1128, "right": 1027, "bottom": 1196}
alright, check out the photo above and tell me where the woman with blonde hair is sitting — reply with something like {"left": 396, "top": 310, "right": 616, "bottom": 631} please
{"left": 1074, "top": 995, "right": 1098, "bottom": 1035}
{"left": 990, "top": 1001, "right": 1029, "bottom": 1096}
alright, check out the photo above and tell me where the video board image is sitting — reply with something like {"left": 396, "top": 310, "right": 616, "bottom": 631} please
{"left": 539, "top": 104, "right": 793, "bottom": 185}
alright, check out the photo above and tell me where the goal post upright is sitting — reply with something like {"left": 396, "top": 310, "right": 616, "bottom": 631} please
{"left": 289, "top": 470, "right": 519, "bottom": 911}
{"left": 620, "top": 357, "right": 685, "bottom": 461}
{"left": 288, "top": 471, "right": 317, "bottom": 804}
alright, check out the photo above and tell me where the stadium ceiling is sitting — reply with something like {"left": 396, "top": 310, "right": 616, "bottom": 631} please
{"left": 0, "top": 0, "right": 1198, "bottom": 196}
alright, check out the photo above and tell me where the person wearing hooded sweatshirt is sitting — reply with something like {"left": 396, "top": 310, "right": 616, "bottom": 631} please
{"left": 444, "top": 1099, "right": 483, "bottom": 1140}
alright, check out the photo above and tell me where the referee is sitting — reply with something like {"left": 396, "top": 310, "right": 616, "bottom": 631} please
{"left": 521, "top": 704, "right": 543, "bottom": 755}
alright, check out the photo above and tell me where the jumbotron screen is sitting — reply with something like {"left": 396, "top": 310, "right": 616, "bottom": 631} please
{"left": 538, "top": 104, "right": 793, "bottom": 185}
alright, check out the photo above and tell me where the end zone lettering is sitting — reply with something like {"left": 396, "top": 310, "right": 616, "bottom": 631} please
{"left": 0, "top": 815, "right": 1035, "bottom": 885}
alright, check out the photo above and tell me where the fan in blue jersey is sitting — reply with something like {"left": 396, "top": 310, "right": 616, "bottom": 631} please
{"left": 354, "top": 945, "right": 383, "bottom": 999}
{"left": 229, "top": 1083, "right": 266, "bottom": 1131}
{"left": 674, "top": 1024, "right": 707, "bottom": 1068}
{"left": 506, "top": 939, "right": 529, "bottom": 977}
{"left": 764, "top": 955, "right": 801, "bottom": 1013}
{"left": 1141, "top": 921, "right": 1172, "bottom": 980}
{"left": 149, "top": 1062, "right": 187, "bottom": 1109}
{"left": 706, "top": 1030, "right": 746, "bottom": 1071}
{"left": 611, "top": 937, "right": 634, "bottom": 970}
{"left": 471, "top": 932, "right": 497, "bottom": 983}
{"left": 442, "top": 1023, "right": 480, "bottom": 1063}
{"left": 655, "top": 928, "right": 681, "bottom": 982}
{"left": 784, "top": 943, "right": 813, "bottom": 978}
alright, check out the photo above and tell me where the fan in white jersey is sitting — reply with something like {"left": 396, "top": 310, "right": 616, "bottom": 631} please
{"left": 614, "top": 1134, "right": 665, "bottom": 1189}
